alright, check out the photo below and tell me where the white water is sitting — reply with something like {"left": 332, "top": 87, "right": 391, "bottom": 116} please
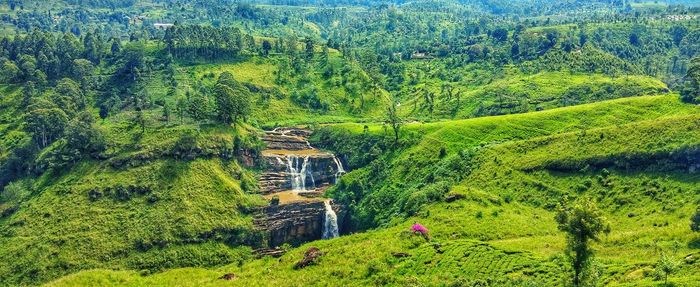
{"left": 322, "top": 200, "right": 339, "bottom": 239}
{"left": 285, "top": 155, "right": 315, "bottom": 191}
{"left": 332, "top": 156, "right": 346, "bottom": 183}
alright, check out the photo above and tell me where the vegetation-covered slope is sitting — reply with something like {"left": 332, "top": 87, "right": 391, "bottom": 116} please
{"left": 1, "top": 0, "right": 700, "bottom": 286}
{"left": 46, "top": 95, "right": 700, "bottom": 286}
{"left": 0, "top": 124, "right": 266, "bottom": 285}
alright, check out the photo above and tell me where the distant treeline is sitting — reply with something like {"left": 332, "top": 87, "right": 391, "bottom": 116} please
{"left": 164, "top": 25, "right": 255, "bottom": 60}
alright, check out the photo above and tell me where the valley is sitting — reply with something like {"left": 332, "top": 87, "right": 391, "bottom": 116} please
{"left": 0, "top": 0, "right": 699, "bottom": 286}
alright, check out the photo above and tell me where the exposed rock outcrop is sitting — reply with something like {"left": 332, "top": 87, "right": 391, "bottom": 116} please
{"left": 293, "top": 247, "right": 324, "bottom": 269}
{"left": 261, "top": 128, "right": 312, "bottom": 150}
{"left": 254, "top": 127, "right": 347, "bottom": 247}
{"left": 258, "top": 128, "right": 346, "bottom": 194}
{"left": 254, "top": 200, "right": 346, "bottom": 247}
{"left": 219, "top": 273, "right": 237, "bottom": 280}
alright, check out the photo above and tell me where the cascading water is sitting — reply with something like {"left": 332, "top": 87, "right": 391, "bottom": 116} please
{"left": 332, "top": 156, "right": 346, "bottom": 183}
{"left": 285, "top": 155, "right": 315, "bottom": 191}
{"left": 322, "top": 200, "right": 339, "bottom": 239}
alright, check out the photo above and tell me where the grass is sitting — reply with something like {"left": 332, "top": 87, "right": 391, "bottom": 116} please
{"left": 398, "top": 70, "right": 668, "bottom": 119}
{"left": 0, "top": 115, "right": 266, "bottom": 285}
{"left": 174, "top": 55, "right": 389, "bottom": 127}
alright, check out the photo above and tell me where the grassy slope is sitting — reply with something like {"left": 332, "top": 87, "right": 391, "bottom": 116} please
{"left": 399, "top": 69, "right": 668, "bottom": 120}
{"left": 0, "top": 48, "right": 389, "bottom": 285}
{"left": 0, "top": 109, "right": 267, "bottom": 286}
{"left": 46, "top": 95, "right": 700, "bottom": 286}
{"left": 178, "top": 54, "right": 389, "bottom": 127}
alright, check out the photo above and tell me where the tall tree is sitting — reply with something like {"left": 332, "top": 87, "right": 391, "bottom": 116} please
{"left": 386, "top": 95, "right": 402, "bottom": 146}
{"left": 214, "top": 72, "right": 250, "bottom": 127}
{"left": 262, "top": 39, "right": 272, "bottom": 56}
{"left": 64, "top": 111, "right": 105, "bottom": 156}
{"left": 53, "top": 78, "right": 86, "bottom": 114}
{"left": 24, "top": 99, "right": 69, "bottom": 148}
{"left": 680, "top": 57, "right": 700, "bottom": 104}
{"left": 187, "top": 91, "right": 210, "bottom": 125}
{"left": 304, "top": 37, "right": 314, "bottom": 60}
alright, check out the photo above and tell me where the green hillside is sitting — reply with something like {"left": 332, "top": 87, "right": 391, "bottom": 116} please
{"left": 1, "top": 0, "right": 700, "bottom": 286}
{"left": 44, "top": 95, "right": 700, "bottom": 286}
{"left": 0, "top": 126, "right": 266, "bottom": 285}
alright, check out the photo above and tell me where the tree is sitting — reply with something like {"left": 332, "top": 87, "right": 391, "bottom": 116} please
{"left": 99, "top": 104, "right": 109, "bottom": 120}
{"left": 71, "top": 59, "right": 95, "bottom": 88}
{"left": 304, "top": 37, "right": 314, "bottom": 60}
{"left": 134, "top": 105, "right": 146, "bottom": 134}
{"left": 21, "top": 81, "right": 37, "bottom": 108}
{"left": 654, "top": 252, "right": 678, "bottom": 285}
{"left": 510, "top": 43, "right": 520, "bottom": 59}
{"left": 175, "top": 95, "right": 187, "bottom": 124}
{"left": 53, "top": 78, "right": 86, "bottom": 114}
{"left": 556, "top": 197, "right": 610, "bottom": 287}
{"left": 64, "top": 111, "right": 105, "bottom": 156}
{"left": 162, "top": 104, "right": 171, "bottom": 123}
{"left": 691, "top": 206, "right": 700, "bottom": 232}
{"left": 187, "top": 91, "right": 210, "bottom": 125}
{"left": 669, "top": 25, "right": 688, "bottom": 46}
{"left": 386, "top": 95, "right": 402, "bottom": 146}
{"left": 680, "top": 57, "right": 700, "bottom": 104}
{"left": 214, "top": 72, "right": 251, "bottom": 127}
{"left": 24, "top": 99, "right": 69, "bottom": 148}
{"left": 0, "top": 60, "right": 20, "bottom": 83}
{"left": 262, "top": 40, "right": 272, "bottom": 56}
{"left": 111, "top": 38, "right": 121, "bottom": 55}
{"left": 629, "top": 32, "right": 641, "bottom": 46}
{"left": 492, "top": 27, "right": 508, "bottom": 42}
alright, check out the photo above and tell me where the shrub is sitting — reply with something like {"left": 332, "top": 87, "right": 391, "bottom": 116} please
{"left": 691, "top": 206, "right": 700, "bottom": 232}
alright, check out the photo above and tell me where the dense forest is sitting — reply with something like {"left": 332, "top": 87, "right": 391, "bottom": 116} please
{"left": 0, "top": 0, "right": 699, "bottom": 286}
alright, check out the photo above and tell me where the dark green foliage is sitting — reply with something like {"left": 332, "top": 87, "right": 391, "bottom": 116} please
{"left": 35, "top": 111, "right": 105, "bottom": 172}
{"left": 186, "top": 92, "right": 211, "bottom": 124}
{"left": 24, "top": 98, "right": 69, "bottom": 148}
{"left": 262, "top": 40, "right": 272, "bottom": 56}
{"left": 692, "top": 206, "right": 700, "bottom": 232}
{"left": 0, "top": 1, "right": 699, "bottom": 286}
{"left": 64, "top": 112, "right": 105, "bottom": 153}
{"left": 680, "top": 57, "right": 700, "bottom": 103}
{"left": 53, "top": 78, "right": 86, "bottom": 115}
{"left": 164, "top": 26, "right": 245, "bottom": 60}
{"left": 214, "top": 72, "right": 251, "bottom": 126}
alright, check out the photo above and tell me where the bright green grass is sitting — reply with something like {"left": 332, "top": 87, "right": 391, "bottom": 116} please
{"left": 0, "top": 112, "right": 266, "bottom": 285}
{"left": 0, "top": 157, "right": 262, "bottom": 286}
{"left": 398, "top": 71, "right": 668, "bottom": 119}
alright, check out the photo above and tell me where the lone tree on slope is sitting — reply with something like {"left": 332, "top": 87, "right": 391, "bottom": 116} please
{"left": 556, "top": 197, "right": 610, "bottom": 287}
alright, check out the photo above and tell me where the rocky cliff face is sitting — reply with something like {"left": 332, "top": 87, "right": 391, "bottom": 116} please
{"left": 258, "top": 128, "right": 344, "bottom": 194}
{"left": 254, "top": 201, "right": 346, "bottom": 247}
{"left": 259, "top": 153, "right": 340, "bottom": 194}
{"left": 261, "top": 128, "right": 312, "bottom": 150}
{"left": 253, "top": 128, "right": 347, "bottom": 247}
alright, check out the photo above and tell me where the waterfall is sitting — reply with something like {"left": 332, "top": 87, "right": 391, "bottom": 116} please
{"left": 322, "top": 200, "right": 339, "bottom": 239}
{"left": 332, "top": 156, "right": 346, "bottom": 183}
{"left": 285, "top": 155, "right": 315, "bottom": 191}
